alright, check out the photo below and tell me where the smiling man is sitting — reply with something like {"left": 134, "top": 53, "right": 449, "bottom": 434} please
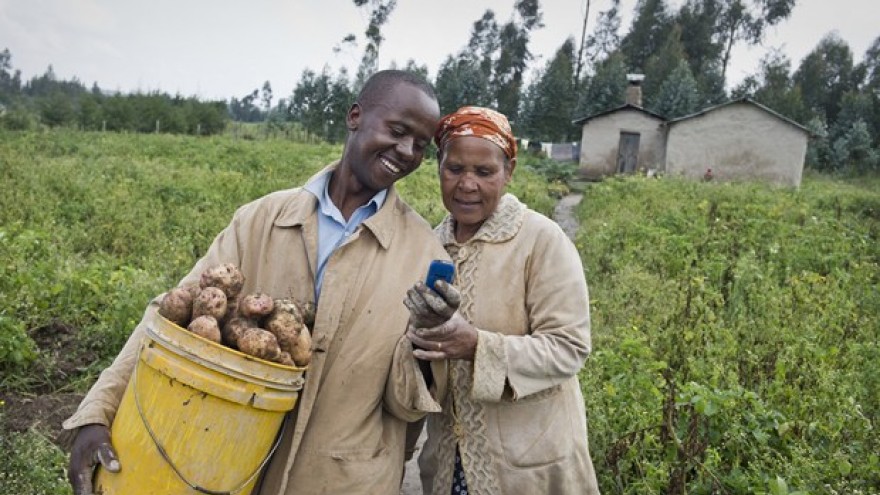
{"left": 63, "top": 70, "right": 449, "bottom": 495}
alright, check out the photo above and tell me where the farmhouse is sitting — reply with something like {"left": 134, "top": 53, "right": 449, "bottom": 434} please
{"left": 573, "top": 77, "right": 811, "bottom": 187}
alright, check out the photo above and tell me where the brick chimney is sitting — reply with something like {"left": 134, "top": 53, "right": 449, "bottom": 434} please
{"left": 625, "top": 73, "right": 645, "bottom": 107}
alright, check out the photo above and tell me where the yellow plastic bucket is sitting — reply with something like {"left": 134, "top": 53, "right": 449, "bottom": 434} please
{"left": 95, "top": 315, "right": 306, "bottom": 494}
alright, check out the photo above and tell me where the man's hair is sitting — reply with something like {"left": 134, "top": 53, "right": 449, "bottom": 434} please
{"left": 356, "top": 70, "right": 437, "bottom": 109}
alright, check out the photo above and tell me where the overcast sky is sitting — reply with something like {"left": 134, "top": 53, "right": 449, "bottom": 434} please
{"left": 1, "top": 0, "right": 876, "bottom": 102}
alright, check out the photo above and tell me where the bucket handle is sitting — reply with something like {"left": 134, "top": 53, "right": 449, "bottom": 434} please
{"left": 132, "top": 347, "right": 288, "bottom": 495}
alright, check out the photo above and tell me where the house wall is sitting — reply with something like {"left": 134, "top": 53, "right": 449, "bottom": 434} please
{"left": 578, "top": 109, "right": 666, "bottom": 179}
{"left": 665, "top": 103, "right": 808, "bottom": 187}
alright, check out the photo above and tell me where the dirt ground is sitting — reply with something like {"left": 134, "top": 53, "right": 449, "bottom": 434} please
{"left": 2, "top": 194, "right": 584, "bottom": 492}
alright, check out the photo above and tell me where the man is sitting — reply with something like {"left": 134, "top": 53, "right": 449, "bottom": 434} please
{"left": 63, "top": 69, "right": 447, "bottom": 494}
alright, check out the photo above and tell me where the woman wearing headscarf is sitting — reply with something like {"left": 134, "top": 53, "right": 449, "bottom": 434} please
{"left": 404, "top": 106, "right": 600, "bottom": 494}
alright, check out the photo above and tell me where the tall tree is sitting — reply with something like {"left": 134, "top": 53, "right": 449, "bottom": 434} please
{"left": 583, "top": 0, "right": 622, "bottom": 75}
{"left": 467, "top": 10, "right": 501, "bottom": 77}
{"left": 289, "top": 68, "right": 353, "bottom": 143}
{"left": 650, "top": 59, "right": 700, "bottom": 118}
{"left": 434, "top": 54, "right": 492, "bottom": 115}
{"left": 575, "top": 51, "right": 628, "bottom": 118}
{"left": 714, "top": 0, "right": 796, "bottom": 82}
{"left": 620, "top": 0, "right": 673, "bottom": 71}
{"left": 520, "top": 38, "right": 578, "bottom": 141}
{"left": 857, "top": 35, "right": 880, "bottom": 146}
{"left": 793, "top": 33, "right": 857, "bottom": 124}
{"left": 733, "top": 49, "right": 807, "bottom": 122}
{"left": 493, "top": 0, "right": 544, "bottom": 124}
{"left": 351, "top": 0, "right": 398, "bottom": 91}
{"left": 642, "top": 24, "right": 688, "bottom": 107}
{"left": 675, "top": 0, "right": 726, "bottom": 104}
{"left": 0, "top": 48, "right": 22, "bottom": 100}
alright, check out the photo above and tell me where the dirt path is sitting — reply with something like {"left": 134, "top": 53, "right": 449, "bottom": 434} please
{"left": 399, "top": 193, "right": 583, "bottom": 494}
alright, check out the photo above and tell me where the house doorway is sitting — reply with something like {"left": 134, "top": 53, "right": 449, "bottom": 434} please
{"left": 617, "top": 131, "right": 640, "bottom": 174}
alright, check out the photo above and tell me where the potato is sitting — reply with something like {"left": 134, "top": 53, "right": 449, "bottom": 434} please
{"left": 158, "top": 287, "right": 194, "bottom": 327}
{"left": 200, "top": 263, "right": 245, "bottom": 298}
{"left": 237, "top": 328, "right": 282, "bottom": 362}
{"left": 265, "top": 310, "right": 303, "bottom": 357}
{"left": 277, "top": 351, "right": 295, "bottom": 367}
{"left": 192, "top": 286, "right": 228, "bottom": 321}
{"left": 221, "top": 316, "right": 256, "bottom": 349}
{"left": 273, "top": 298, "right": 304, "bottom": 323}
{"left": 301, "top": 301, "right": 316, "bottom": 328}
{"left": 239, "top": 293, "right": 275, "bottom": 320}
{"left": 291, "top": 326, "right": 312, "bottom": 367}
{"left": 187, "top": 315, "right": 222, "bottom": 344}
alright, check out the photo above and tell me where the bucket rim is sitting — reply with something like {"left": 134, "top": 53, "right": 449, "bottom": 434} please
{"left": 147, "top": 315, "right": 306, "bottom": 389}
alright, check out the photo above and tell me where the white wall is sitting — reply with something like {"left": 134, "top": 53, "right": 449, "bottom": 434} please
{"left": 665, "top": 102, "right": 808, "bottom": 187}
{"left": 578, "top": 109, "right": 665, "bottom": 179}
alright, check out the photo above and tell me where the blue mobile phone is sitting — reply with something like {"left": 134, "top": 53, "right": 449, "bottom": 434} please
{"left": 425, "top": 260, "right": 455, "bottom": 292}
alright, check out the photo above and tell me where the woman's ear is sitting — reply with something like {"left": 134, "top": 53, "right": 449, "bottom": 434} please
{"left": 505, "top": 157, "right": 517, "bottom": 184}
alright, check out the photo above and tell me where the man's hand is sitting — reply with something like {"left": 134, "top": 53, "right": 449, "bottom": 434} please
{"left": 403, "top": 280, "right": 461, "bottom": 328}
{"left": 68, "top": 424, "right": 120, "bottom": 495}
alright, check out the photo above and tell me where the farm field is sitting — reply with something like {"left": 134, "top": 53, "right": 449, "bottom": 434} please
{"left": 1, "top": 130, "right": 878, "bottom": 494}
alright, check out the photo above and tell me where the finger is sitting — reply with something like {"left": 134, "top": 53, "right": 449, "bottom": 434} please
{"left": 417, "top": 285, "right": 455, "bottom": 318}
{"left": 434, "top": 280, "right": 462, "bottom": 309}
{"left": 95, "top": 443, "right": 121, "bottom": 473}
{"left": 73, "top": 468, "right": 94, "bottom": 495}
{"left": 405, "top": 288, "right": 435, "bottom": 318}
{"left": 412, "top": 348, "right": 446, "bottom": 361}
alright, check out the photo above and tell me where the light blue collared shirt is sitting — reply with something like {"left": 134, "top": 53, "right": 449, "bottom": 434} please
{"left": 304, "top": 171, "right": 387, "bottom": 302}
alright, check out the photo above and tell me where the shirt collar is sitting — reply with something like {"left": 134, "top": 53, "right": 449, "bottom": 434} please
{"left": 274, "top": 161, "right": 399, "bottom": 250}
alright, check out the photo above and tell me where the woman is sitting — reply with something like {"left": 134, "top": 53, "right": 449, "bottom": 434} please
{"left": 405, "top": 106, "right": 600, "bottom": 494}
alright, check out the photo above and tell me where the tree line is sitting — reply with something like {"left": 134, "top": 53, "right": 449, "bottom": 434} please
{"left": 2, "top": 0, "right": 878, "bottom": 172}
{"left": 0, "top": 52, "right": 227, "bottom": 135}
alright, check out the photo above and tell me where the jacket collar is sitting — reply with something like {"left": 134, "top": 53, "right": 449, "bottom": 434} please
{"left": 437, "top": 193, "right": 525, "bottom": 246}
{"left": 273, "top": 161, "right": 399, "bottom": 250}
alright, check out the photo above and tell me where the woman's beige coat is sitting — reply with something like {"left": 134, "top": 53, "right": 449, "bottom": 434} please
{"left": 419, "top": 193, "right": 600, "bottom": 495}
{"left": 63, "top": 166, "right": 447, "bottom": 494}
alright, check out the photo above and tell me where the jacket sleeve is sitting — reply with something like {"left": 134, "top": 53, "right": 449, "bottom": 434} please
{"left": 383, "top": 333, "right": 444, "bottom": 422}
{"left": 471, "top": 223, "right": 592, "bottom": 402}
{"left": 62, "top": 202, "right": 252, "bottom": 432}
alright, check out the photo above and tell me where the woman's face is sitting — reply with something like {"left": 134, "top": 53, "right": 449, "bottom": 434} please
{"left": 438, "top": 136, "right": 515, "bottom": 242}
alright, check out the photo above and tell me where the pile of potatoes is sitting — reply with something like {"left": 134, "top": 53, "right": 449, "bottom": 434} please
{"left": 158, "top": 263, "right": 313, "bottom": 367}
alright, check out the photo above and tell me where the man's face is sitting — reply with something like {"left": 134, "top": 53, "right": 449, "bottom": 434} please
{"left": 344, "top": 83, "right": 440, "bottom": 193}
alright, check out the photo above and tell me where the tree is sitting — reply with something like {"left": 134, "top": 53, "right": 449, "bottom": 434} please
{"left": 575, "top": 51, "right": 628, "bottom": 118}
{"left": 289, "top": 67, "right": 353, "bottom": 143}
{"left": 651, "top": 59, "right": 700, "bottom": 118}
{"left": 675, "top": 0, "right": 726, "bottom": 103}
{"left": 520, "top": 38, "right": 577, "bottom": 141}
{"left": 467, "top": 10, "right": 501, "bottom": 77}
{"left": 434, "top": 54, "right": 492, "bottom": 115}
{"left": 0, "top": 48, "right": 22, "bottom": 101}
{"left": 642, "top": 24, "right": 688, "bottom": 108}
{"left": 714, "top": 0, "right": 796, "bottom": 81}
{"left": 793, "top": 33, "right": 857, "bottom": 124}
{"left": 351, "top": 0, "right": 398, "bottom": 91}
{"left": 733, "top": 49, "right": 807, "bottom": 122}
{"left": 857, "top": 35, "right": 880, "bottom": 147}
{"left": 583, "top": 0, "right": 622, "bottom": 72}
{"left": 261, "top": 81, "right": 273, "bottom": 116}
{"left": 493, "top": 0, "right": 544, "bottom": 124}
{"left": 620, "top": 0, "right": 673, "bottom": 71}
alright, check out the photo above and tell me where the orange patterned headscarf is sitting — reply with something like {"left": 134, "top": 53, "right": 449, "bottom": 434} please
{"left": 434, "top": 106, "right": 517, "bottom": 159}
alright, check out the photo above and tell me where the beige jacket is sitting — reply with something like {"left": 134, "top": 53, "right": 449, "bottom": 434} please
{"left": 419, "top": 193, "right": 600, "bottom": 495}
{"left": 63, "top": 165, "right": 448, "bottom": 494}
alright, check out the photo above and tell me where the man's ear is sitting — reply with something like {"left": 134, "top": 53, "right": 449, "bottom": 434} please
{"left": 346, "top": 103, "right": 361, "bottom": 131}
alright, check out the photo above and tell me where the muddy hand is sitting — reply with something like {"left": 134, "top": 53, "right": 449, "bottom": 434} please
{"left": 68, "top": 424, "right": 120, "bottom": 495}
{"left": 404, "top": 280, "right": 461, "bottom": 328}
